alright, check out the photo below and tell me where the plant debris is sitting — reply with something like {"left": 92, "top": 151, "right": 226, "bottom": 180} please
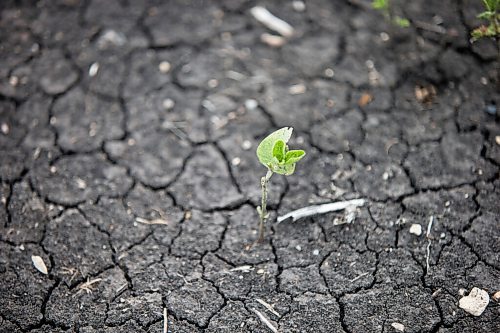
{"left": 277, "top": 199, "right": 366, "bottom": 223}
{"left": 250, "top": 6, "right": 294, "bottom": 38}
{"left": 135, "top": 217, "right": 169, "bottom": 225}
{"left": 255, "top": 298, "right": 281, "bottom": 318}
{"left": 31, "top": 255, "right": 48, "bottom": 275}
{"left": 252, "top": 308, "right": 278, "bottom": 333}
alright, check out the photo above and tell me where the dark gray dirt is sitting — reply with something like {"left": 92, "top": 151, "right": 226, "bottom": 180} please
{"left": 0, "top": 0, "right": 499, "bottom": 332}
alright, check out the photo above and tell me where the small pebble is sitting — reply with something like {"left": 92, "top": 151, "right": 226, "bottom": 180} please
{"left": 162, "top": 98, "right": 175, "bottom": 110}
{"left": 242, "top": 140, "right": 252, "bottom": 150}
{"left": 208, "top": 79, "right": 218, "bottom": 88}
{"left": 409, "top": 224, "right": 422, "bottom": 236}
{"left": 391, "top": 322, "right": 405, "bottom": 332}
{"left": 324, "top": 68, "right": 334, "bottom": 77}
{"left": 89, "top": 62, "right": 99, "bottom": 77}
{"left": 312, "top": 249, "right": 319, "bottom": 256}
{"left": 295, "top": 245, "right": 302, "bottom": 251}
{"left": 484, "top": 104, "right": 496, "bottom": 115}
{"left": 1, "top": 123, "right": 9, "bottom": 135}
{"left": 440, "top": 232, "right": 446, "bottom": 239}
{"left": 495, "top": 136, "right": 500, "bottom": 146}
{"left": 380, "top": 32, "right": 390, "bottom": 41}
{"left": 158, "top": 61, "right": 171, "bottom": 73}
{"left": 9, "top": 76, "right": 19, "bottom": 86}
{"left": 231, "top": 157, "right": 241, "bottom": 166}
{"left": 492, "top": 291, "right": 500, "bottom": 302}
{"left": 257, "top": 269, "right": 265, "bottom": 274}
{"left": 76, "top": 178, "right": 87, "bottom": 189}
{"left": 292, "top": 0, "right": 306, "bottom": 12}
{"left": 459, "top": 287, "right": 490, "bottom": 316}
{"left": 444, "top": 201, "right": 450, "bottom": 207}
{"left": 289, "top": 83, "right": 306, "bottom": 95}
{"left": 244, "top": 99, "right": 258, "bottom": 110}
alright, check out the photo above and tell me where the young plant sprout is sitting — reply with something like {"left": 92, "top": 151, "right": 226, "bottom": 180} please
{"left": 372, "top": 0, "right": 410, "bottom": 28}
{"left": 471, "top": 0, "right": 499, "bottom": 88}
{"left": 471, "top": 0, "right": 499, "bottom": 41}
{"left": 255, "top": 127, "right": 306, "bottom": 242}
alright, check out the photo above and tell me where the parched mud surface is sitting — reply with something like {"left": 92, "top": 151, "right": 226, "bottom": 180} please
{"left": 1, "top": 0, "right": 499, "bottom": 332}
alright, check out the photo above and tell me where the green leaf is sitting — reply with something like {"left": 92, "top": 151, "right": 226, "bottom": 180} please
{"left": 394, "top": 16, "right": 410, "bottom": 28}
{"left": 477, "top": 11, "right": 495, "bottom": 20}
{"left": 256, "top": 127, "right": 293, "bottom": 167}
{"left": 272, "top": 140, "right": 286, "bottom": 163}
{"left": 483, "top": 0, "right": 498, "bottom": 11}
{"left": 372, "top": 0, "right": 388, "bottom": 10}
{"left": 285, "top": 150, "right": 306, "bottom": 164}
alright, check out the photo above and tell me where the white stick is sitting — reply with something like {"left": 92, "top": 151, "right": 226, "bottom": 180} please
{"left": 252, "top": 308, "right": 278, "bottom": 333}
{"left": 256, "top": 298, "right": 281, "bottom": 318}
{"left": 163, "top": 308, "right": 168, "bottom": 333}
{"left": 276, "top": 199, "right": 366, "bottom": 224}
{"left": 250, "top": 6, "right": 294, "bottom": 38}
{"left": 426, "top": 216, "right": 434, "bottom": 273}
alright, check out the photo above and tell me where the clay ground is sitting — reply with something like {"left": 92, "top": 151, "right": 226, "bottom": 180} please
{"left": 0, "top": 0, "right": 499, "bottom": 332}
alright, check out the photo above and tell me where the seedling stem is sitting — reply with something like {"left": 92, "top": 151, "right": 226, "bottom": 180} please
{"left": 257, "top": 169, "right": 273, "bottom": 242}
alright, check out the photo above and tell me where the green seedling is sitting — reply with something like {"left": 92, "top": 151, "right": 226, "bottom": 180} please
{"left": 471, "top": 0, "right": 499, "bottom": 41}
{"left": 372, "top": 0, "right": 410, "bottom": 28}
{"left": 255, "top": 127, "right": 306, "bottom": 242}
{"left": 471, "top": 0, "right": 500, "bottom": 89}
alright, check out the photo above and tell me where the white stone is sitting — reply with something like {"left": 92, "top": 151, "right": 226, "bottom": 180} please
{"left": 409, "top": 223, "right": 422, "bottom": 236}
{"left": 162, "top": 98, "right": 175, "bottom": 110}
{"left": 391, "top": 322, "right": 405, "bottom": 332}
{"left": 244, "top": 99, "right": 258, "bottom": 110}
{"left": 242, "top": 140, "right": 252, "bottom": 150}
{"left": 159, "top": 61, "right": 171, "bottom": 73}
{"left": 292, "top": 1, "right": 306, "bottom": 12}
{"left": 89, "top": 62, "right": 99, "bottom": 77}
{"left": 459, "top": 287, "right": 490, "bottom": 316}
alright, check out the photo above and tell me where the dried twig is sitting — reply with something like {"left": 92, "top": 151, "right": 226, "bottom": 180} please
{"left": 277, "top": 199, "right": 366, "bottom": 224}
{"left": 250, "top": 6, "right": 294, "bottom": 37}
{"left": 256, "top": 298, "right": 281, "bottom": 318}
{"left": 230, "top": 265, "right": 254, "bottom": 272}
{"left": 252, "top": 308, "right": 278, "bottom": 333}
{"left": 135, "top": 217, "right": 169, "bottom": 225}
{"left": 116, "top": 283, "right": 128, "bottom": 294}
{"left": 163, "top": 308, "right": 168, "bottom": 333}
{"left": 425, "top": 216, "right": 434, "bottom": 274}
{"left": 350, "top": 272, "right": 369, "bottom": 283}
